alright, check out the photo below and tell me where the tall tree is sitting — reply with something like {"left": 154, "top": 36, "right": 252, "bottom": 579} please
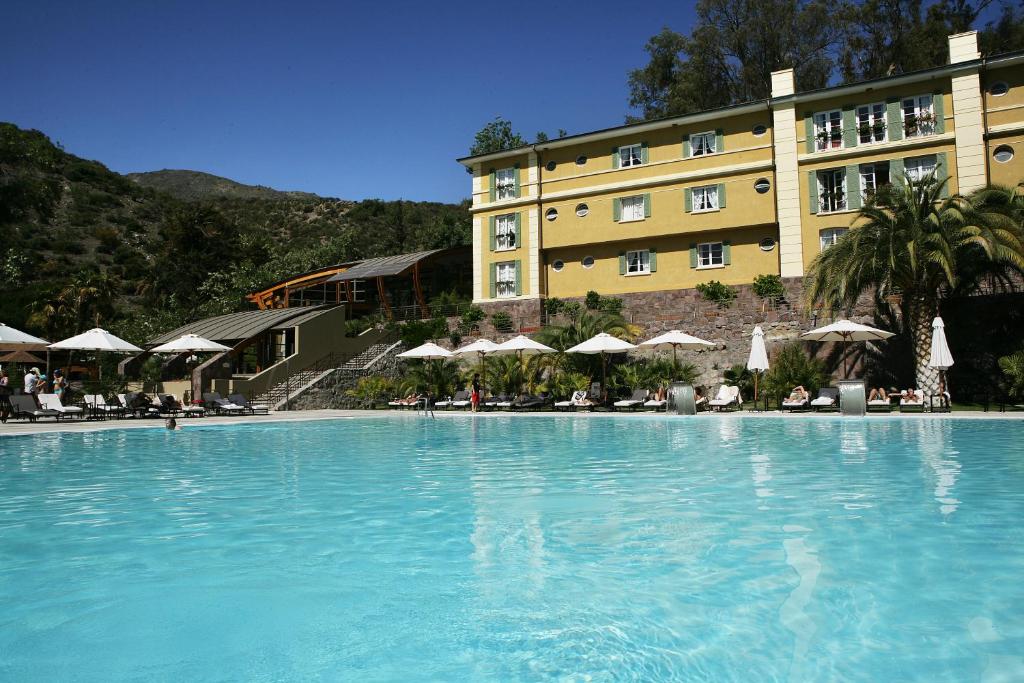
{"left": 627, "top": 0, "right": 845, "bottom": 121}
{"left": 468, "top": 117, "right": 527, "bottom": 156}
{"left": 980, "top": 2, "right": 1024, "bottom": 55}
{"left": 805, "top": 176, "right": 1024, "bottom": 395}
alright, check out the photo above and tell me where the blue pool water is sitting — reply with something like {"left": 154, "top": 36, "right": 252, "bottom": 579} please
{"left": 1, "top": 415, "right": 1023, "bottom": 681}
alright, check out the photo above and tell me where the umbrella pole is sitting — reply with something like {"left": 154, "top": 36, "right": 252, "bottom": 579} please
{"left": 601, "top": 351, "right": 607, "bottom": 403}
{"left": 754, "top": 371, "right": 759, "bottom": 402}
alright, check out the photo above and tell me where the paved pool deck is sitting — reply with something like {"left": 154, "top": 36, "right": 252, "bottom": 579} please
{"left": 1, "top": 407, "right": 1022, "bottom": 437}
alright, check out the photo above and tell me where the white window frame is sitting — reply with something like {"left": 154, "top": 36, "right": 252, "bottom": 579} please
{"left": 625, "top": 249, "right": 651, "bottom": 276}
{"left": 690, "top": 131, "right": 716, "bottom": 157}
{"left": 860, "top": 162, "right": 890, "bottom": 202}
{"left": 902, "top": 94, "right": 935, "bottom": 138}
{"left": 350, "top": 279, "right": 366, "bottom": 303}
{"left": 697, "top": 242, "right": 724, "bottom": 269}
{"left": 814, "top": 110, "right": 843, "bottom": 151}
{"left": 620, "top": 195, "right": 645, "bottom": 222}
{"left": 817, "top": 169, "right": 847, "bottom": 214}
{"left": 495, "top": 261, "right": 517, "bottom": 299}
{"left": 905, "top": 155, "right": 937, "bottom": 183}
{"left": 692, "top": 185, "right": 719, "bottom": 213}
{"left": 856, "top": 102, "right": 886, "bottom": 144}
{"left": 820, "top": 228, "right": 848, "bottom": 251}
{"left": 619, "top": 143, "right": 643, "bottom": 168}
{"left": 495, "top": 167, "right": 516, "bottom": 200}
{"left": 494, "top": 213, "right": 516, "bottom": 251}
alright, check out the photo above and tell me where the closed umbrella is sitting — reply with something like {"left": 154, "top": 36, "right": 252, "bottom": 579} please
{"left": 928, "top": 316, "right": 954, "bottom": 395}
{"left": 565, "top": 333, "right": 636, "bottom": 400}
{"left": 801, "top": 319, "right": 894, "bottom": 378}
{"left": 49, "top": 328, "right": 143, "bottom": 380}
{"left": 639, "top": 329, "right": 713, "bottom": 366}
{"left": 746, "top": 326, "right": 770, "bottom": 401}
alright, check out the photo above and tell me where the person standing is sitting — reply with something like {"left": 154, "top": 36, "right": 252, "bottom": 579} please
{"left": 24, "top": 367, "right": 39, "bottom": 395}
{"left": 53, "top": 368, "right": 66, "bottom": 399}
{"left": 471, "top": 373, "right": 481, "bottom": 413}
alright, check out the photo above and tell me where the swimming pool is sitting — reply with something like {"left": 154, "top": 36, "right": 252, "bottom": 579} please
{"left": 1, "top": 415, "right": 1022, "bottom": 681}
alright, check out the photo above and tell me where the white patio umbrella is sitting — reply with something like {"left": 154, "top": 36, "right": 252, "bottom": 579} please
{"left": 494, "top": 335, "right": 556, "bottom": 359}
{"left": 49, "top": 328, "right": 143, "bottom": 380}
{"left": 0, "top": 323, "right": 49, "bottom": 347}
{"left": 397, "top": 342, "right": 453, "bottom": 360}
{"left": 639, "top": 329, "right": 713, "bottom": 366}
{"left": 928, "top": 316, "right": 954, "bottom": 390}
{"left": 801, "top": 319, "right": 894, "bottom": 378}
{"left": 565, "top": 332, "right": 637, "bottom": 399}
{"left": 747, "top": 326, "right": 770, "bottom": 401}
{"left": 453, "top": 338, "right": 500, "bottom": 379}
{"left": 149, "top": 333, "right": 231, "bottom": 354}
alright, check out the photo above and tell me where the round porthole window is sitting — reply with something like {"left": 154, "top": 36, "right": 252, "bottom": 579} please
{"left": 990, "top": 82, "right": 1009, "bottom": 97}
{"left": 753, "top": 124, "right": 767, "bottom": 137}
{"left": 582, "top": 256, "right": 595, "bottom": 269}
{"left": 575, "top": 155, "right": 587, "bottom": 166}
{"left": 545, "top": 208, "right": 558, "bottom": 221}
{"left": 552, "top": 259, "right": 565, "bottom": 272}
{"left": 754, "top": 178, "right": 771, "bottom": 194}
{"left": 759, "top": 237, "right": 776, "bottom": 252}
{"left": 993, "top": 145, "right": 1014, "bottom": 163}
{"left": 575, "top": 203, "right": 589, "bottom": 217}
{"left": 545, "top": 160, "right": 556, "bottom": 172}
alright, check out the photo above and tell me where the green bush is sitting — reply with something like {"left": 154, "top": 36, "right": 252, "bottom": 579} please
{"left": 544, "top": 297, "right": 564, "bottom": 315}
{"left": 458, "top": 305, "right": 485, "bottom": 333}
{"left": 346, "top": 375, "right": 395, "bottom": 407}
{"left": 752, "top": 274, "right": 784, "bottom": 299}
{"left": 998, "top": 349, "right": 1024, "bottom": 399}
{"left": 762, "top": 343, "right": 829, "bottom": 400}
{"left": 584, "top": 290, "right": 624, "bottom": 316}
{"left": 723, "top": 364, "right": 754, "bottom": 398}
{"left": 584, "top": 290, "right": 602, "bottom": 310}
{"left": 561, "top": 301, "right": 582, "bottom": 320}
{"left": 491, "top": 311, "right": 513, "bottom": 332}
{"left": 696, "top": 280, "right": 737, "bottom": 306}
{"left": 400, "top": 316, "right": 447, "bottom": 347}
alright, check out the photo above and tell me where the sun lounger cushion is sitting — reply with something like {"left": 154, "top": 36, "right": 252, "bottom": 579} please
{"left": 709, "top": 385, "right": 740, "bottom": 407}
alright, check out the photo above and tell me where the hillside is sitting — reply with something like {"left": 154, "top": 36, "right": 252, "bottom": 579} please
{"left": 127, "top": 169, "right": 319, "bottom": 202}
{"left": 0, "top": 122, "right": 471, "bottom": 344}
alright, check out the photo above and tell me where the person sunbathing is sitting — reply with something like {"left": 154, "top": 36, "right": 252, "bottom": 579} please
{"left": 788, "top": 386, "right": 809, "bottom": 402}
{"left": 868, "top": 387, "right": 888, "bottom": 402}
{"left": 901, "top": 388, "right": 919, "bottom": 401}
{"left": 398, "top": 393, "right": 421, "bottom": 405}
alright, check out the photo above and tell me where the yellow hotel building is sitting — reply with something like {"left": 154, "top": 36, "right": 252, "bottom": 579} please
{"left": 457, "top": 32, "right": 1024, "bottom": 322}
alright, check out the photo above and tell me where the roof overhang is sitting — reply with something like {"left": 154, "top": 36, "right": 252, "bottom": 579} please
{"left": 326, "top": 249, "right": 446, "bottom": 282}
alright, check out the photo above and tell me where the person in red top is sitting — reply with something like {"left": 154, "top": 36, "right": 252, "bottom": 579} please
{"left": 471, "top": 373, "right": 481, "bottom": 413}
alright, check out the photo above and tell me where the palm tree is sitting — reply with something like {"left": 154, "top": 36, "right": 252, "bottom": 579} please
{"left": 806, "top": 175, "right": 1024, "bottom": 394}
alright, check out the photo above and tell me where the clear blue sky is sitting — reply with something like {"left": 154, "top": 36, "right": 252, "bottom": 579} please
{"left": 1, "top": 1, "right": 697, "bottom": 204}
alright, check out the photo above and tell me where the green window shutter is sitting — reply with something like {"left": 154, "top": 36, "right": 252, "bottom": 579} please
{"left": 513, "top": 163, "right": 521, "bottom": 198}
{"left": 488, "top": 169, "right": 496, "bottom": 202}
{"left": 936, "top": 152, "right": 949, "bottom": 197}
{"left": 804, "top": 113, "right": 815, "bottom": 153}
{"left": 715, "top": 128, "right": 724, "bottom": 153}
{"left": 842, "top": 105, "right": 857, "bottom": 148}
{"left": 689, "top": 242, "right": 698, "bottom": 268}
{"left": 718, "top": 183, "right": 727, "bottom": 209}
{"left": 643, "top": 193, "right": 651, "bottom": 218}
{"left": 684, "top": 188, "right": 693, "bottom": 212}
{"left": 514, "top": 212, "right": 521, "bottom": 246}
{"left": 613, "top": 198, "right": 621, "bottom": 222}
{"left": 886, "top": 98, "right": 903, "bottom": 141}
{"left": 649, "top": 248, "right": 657, "bottom": 272}
{"left": 722, "top": 240, "right": 731, "bottom": 265}
{"left": 682, "top": 134, "right": 690, "bottom": 157}
{"left": 933, "top": 91, "right": 945, "bottom": 134}
{"left": 612, "top": 146, "right": 620, "bottom": 169}
{"left": 846, "top": 165, "right": 862, "bottom": 210}
{"left": 640, "top": 142, "right": 649, "bottom": 164}
{"left": 514, "top": 260, "right": 522, "bottom": 296}
{"left": 618, "top": 252, "right": 626, "bottom": 275}
{"left": 891, "top": 158, "right": 905, "bottom": 186}
{"left": 807, "top": 171, "right": 819, "bottom": 214}
{"left": 488, "top": 216, "right": 496, "bottom": 251}
{"left": 489, "top": 263, "right": 497, "bottom": 298}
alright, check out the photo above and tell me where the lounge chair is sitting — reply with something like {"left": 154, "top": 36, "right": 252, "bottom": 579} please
{"left": 811, "top": 388, "right": 840, "bottom": 412}
{"left": 118, "top": 393, "right": 161, "bottom": 418}
{"left": 166, "top": 394, "right": 206, "bottom": 418}
{"left": 9, "top": 394, "right": 61, "bottom": 422}
{"left": 388, "top": 395, "right": 420, "bottom": 409}
{"left": 709, "top": 385, "right": 742, "bottom": 411}
{"left": 484, "top": 394, "right": 512, "bottom": 410}
{"left": 614, "top": 389, "right": 648, "bottom": 411}
{"left": 435, "top": 390, "right": 469, "bottom": 410}
{"left": 202, "top": 392, "right": 246, "bottom": 415}
{"left": 643, "top": 395, "right": 668, "bottom": 411}
{"left": 228, "top": 393, "right": 269, "bottom": 415}
{"left": 511, "top": 394, "right": 547, "bottom": 411}
{"left": 84, "top": 394, "right": 123, "bottom": 419}
{"left": 781, "top": 395, "right": 810, "bottom": 412}
{"left": 900, "top": 389, "right": 926, "bottom": 412}
{"left": 695, "top": 391, "right": 709, "bottom": 411}
{"left": 38, "top": 393, "right": 84, "bottom": 421}
{"left": 554, "top": 390, "right": 585, "bottom": 411}
{"left": 867, "top": 394, "right": 894, "bottom": 413}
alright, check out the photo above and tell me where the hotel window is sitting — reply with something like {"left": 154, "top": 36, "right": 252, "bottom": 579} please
{"left": 495, "top": 167, "right": 517, "bottom": 200}
{"left": 690, "top": 131, "right": 717, "bottom": 157}
{"left": 619, "top": 143, "right": 644, "bottom": 167}
{"left": 350, "top": 279, "right": 366, "bottom": 303}
{"left": 902, "top": 95, "right": 935, "bottom": 137}
{"left": 814, "top": 110, "right": 843, "bottom": 151}
{"left": 495, "top": 261, "right": 517, "bottom": 298}
{"left": 820, "top": 228, "right": 848, "bottom": 251}
{"left": 905, "top": 155, "right": 937, "bottom": 183}
{"left": 692, "top": 185, "right": 719, "bottom": 212}
{"left": 494, "top": 213, "right": 517, "bottom": 251}
{"left": 860, "top": 162, "right": 890, "bottom": 202}
{"left": 856, "top": 103, "right": 886, "bottom": 144}
{"left": 698, "top": 242, "right": 724, "bottom": 268}
{"left": 618, "top": 195, "right": 647, "bottom": 222}
{"left": 625, "top": 249, "right": 651, "bottom": 275}
{"left": 817, "top": 169, "right": 847, "bottom": 213}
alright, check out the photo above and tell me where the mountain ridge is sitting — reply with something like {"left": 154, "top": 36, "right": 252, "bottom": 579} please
{"left": 127, "top": 169, "right": 322, "bottom": 202}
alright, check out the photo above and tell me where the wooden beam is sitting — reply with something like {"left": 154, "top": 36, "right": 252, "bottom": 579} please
{"left": 377, "top": 277, "right": 392, "bottom": 319}
{"left": 413, "top": 261, "right": 429, "bottom": 317}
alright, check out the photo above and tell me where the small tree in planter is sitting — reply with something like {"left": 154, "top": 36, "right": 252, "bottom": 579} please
{"left": 696, "top": 280, "right": 737, "bottom": 308}
{"left": 458, "top": 305, "right": 485, "bottom": 335}
{"left": 491, "top": 311, "right": 514, "bottom": 333}
{"left": 752, "top": 274, "right": 785, "bottom": 305}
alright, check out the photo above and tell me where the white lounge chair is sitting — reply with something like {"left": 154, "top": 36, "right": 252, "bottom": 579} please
{"left": 810, "top": 388, "right": 839, "bottom": 411}
{"left": 435, "top": 390, "right": 469, "bottom": 409}
{"left": 782, "top": 392, "right": 810, "bottom": 412}
{"left": 614, "top": 389, "right": 648, "bottom": 411}
{"left": 708, "top": 385, "right": 741, "bottom": 411}
{"left": 84, "top": 394, "right": 122, "bottom": 418}
{"left": 38, "top": 393, "right": 84, "bottom": 420}
{"left": 900, "top": 389, "right": 926, "bottom": 412}
{"left": 554, "top": 390, "right": 587, "bottom": 411}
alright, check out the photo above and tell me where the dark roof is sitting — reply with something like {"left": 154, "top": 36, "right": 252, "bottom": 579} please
{"left": 148, "top": 306, "right": 335, "bottom": 346}
{"left": 326, "top": 249, "right": 445, "bottom": 282}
